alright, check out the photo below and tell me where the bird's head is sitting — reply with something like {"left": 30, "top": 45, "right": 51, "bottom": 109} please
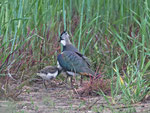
{"left": 59, "top": 31, "right": 71, "bottom": 46}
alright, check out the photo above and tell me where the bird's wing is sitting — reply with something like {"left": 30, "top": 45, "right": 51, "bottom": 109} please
{"left": 75, "top": 52, "right": 91, "bottom": 67}
{"left": 64, "top": 44, "right": 92, "bottom": 67}
{"left": 57, "top": 51, "right": 94, "bottom": 76}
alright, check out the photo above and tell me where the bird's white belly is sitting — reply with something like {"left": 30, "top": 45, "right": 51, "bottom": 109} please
{"left": 37, "top": 71, "right": 58, "bottom": 80}
{"left": 66, "top": 71, "right": 78, "bottom": 76}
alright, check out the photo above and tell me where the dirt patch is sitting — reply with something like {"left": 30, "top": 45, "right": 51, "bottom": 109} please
{"left": 0, "top": 80, "right": 150, "bottom": 113}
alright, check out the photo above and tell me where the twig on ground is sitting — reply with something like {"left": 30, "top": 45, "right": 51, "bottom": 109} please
{"left": 87, "top": 98, "right": 101, "bottom": 109}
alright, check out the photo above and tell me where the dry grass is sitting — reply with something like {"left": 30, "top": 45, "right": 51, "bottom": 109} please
{"left": 76, "top": 78, "right": 111, "bottom": 96}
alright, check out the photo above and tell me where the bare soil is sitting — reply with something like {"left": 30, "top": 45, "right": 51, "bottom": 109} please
{"left": 0, "top": 80, "right": 150, "bottom": 113}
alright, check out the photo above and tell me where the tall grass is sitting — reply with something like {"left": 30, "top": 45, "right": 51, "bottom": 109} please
{"left": 0, "top": 0, "right": 149, "bottom": 105}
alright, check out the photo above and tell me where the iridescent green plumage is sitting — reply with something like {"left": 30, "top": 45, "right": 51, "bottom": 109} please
{"left": 57, "top": 51, "right": 95, "bottom": 77}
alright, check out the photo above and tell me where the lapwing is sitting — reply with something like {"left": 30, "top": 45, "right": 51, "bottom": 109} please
{"left": 57, "top": 51, "right": 95, "bottom": 87}
{"left": 59, "top": 31, "right": 91, "bottom": 67}
{"left": 37, "top": 66, "right": 62, "bottom": 89}
{"left": 59, "top": 31, "right": 93, "bottom": 86}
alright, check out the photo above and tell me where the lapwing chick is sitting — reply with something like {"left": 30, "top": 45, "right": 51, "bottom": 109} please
{"left": 37, "top": 66, "right": 62, "bottom": 90}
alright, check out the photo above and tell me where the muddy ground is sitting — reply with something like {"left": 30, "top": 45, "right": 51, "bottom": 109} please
{"left": 0, "top": 79, "right": 150, "bottom": 113}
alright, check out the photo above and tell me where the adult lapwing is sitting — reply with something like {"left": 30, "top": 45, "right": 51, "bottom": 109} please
{"left": 37, "top": 66, "right": 62, "bottom": 89}
{"left": 57, "top": 51, "right": 95, "bottom": 87}
{"left": 59, "top": 31, "right": 92, "bottom": 85}
{"left": 59, "top": 31, "right": 91, "bottom": 67}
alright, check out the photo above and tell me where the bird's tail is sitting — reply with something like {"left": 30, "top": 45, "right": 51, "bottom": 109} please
{"left": 80, "top": 68, "right": 96, "bottom": 77}
{"left": 80, "top": 68, "right": 103, "bottom": 80}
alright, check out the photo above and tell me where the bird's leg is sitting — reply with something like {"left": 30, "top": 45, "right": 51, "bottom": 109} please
{"left": 65, "top": 75, "right": 69, "bottom": 84}
{"left": 70, "top": 76, "right": 73, "bottom": 88}
{"left": 80, "top": 75, "right": 83, "bottom": 86}
{"left": 63, "top": 74, "right": 70, "bottom": 89}
{"left": 43, "top": 79, "right": 47, "bottom": 90}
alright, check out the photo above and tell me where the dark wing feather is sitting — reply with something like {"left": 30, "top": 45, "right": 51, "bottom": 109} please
{"left": 75, "top": 52, "right": 91, "bottom": 67}
{"left": 63, "top": 44, "right": 91, "bottom": 67}
{"left": 57, "top": 51, "right": 94, "bottom": 76}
